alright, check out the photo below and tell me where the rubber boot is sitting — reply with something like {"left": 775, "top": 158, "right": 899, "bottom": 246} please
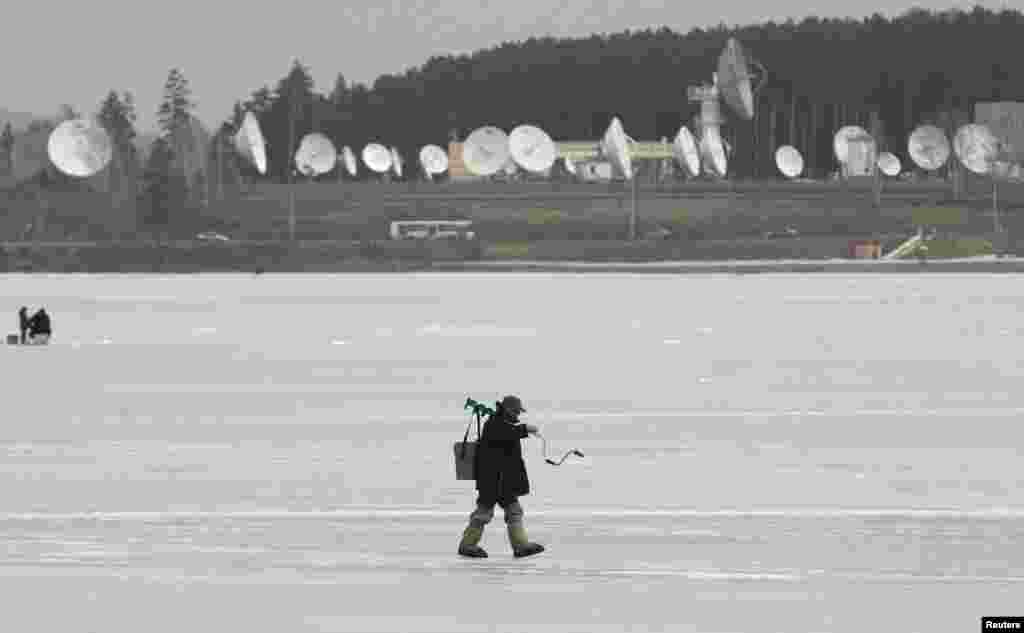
{"left": 458, "top": 522, "right": 488, "bottom": 558}
{"left": 507, "top": 524, "right": 545, "bottom": 558}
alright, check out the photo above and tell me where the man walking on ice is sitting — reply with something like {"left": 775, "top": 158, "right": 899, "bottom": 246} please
{"left": 458, "top": 395, "right": 545, "bottom": 559}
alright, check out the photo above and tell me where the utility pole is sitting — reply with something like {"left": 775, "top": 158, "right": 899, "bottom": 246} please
{"left": 288, "top": 78, "right": 297, "bottom": 242}
{"left": 993, "top": 181, "right": 1001, "bottom": 234}
{"left": 629, "top": 175, "right": 638, "bottom": 240}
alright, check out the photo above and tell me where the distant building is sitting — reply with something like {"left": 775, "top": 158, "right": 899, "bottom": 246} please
{"left": 446, "top": 138, "right": 674, "bottom": 181}
{"left": 446, "top": 141, "right": 473, "bottom": 180}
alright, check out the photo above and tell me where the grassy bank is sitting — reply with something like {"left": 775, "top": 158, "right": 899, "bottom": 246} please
{"left": 5, "top": 178, "right": 1021, "bottom": 244}
{"left": 0, "top": 240, "right": 473, "bottom": 273}
{"left": 0, "top": 232, "right": 1015, "bottom": 273}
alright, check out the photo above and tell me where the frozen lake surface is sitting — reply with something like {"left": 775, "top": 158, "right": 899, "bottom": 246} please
{"left": 1, "top": 273, "right": 1022, "bottom": 632}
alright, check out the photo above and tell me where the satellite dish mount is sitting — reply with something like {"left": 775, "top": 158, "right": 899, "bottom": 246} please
{"left": 686, "top": 38, "right": 767, "bottom": 179}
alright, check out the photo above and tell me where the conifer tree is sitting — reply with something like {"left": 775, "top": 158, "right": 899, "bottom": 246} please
{"left": 157, "top": 68, "right": 196, "bottom": 135}
{"left": 138, "top": 137, "right": 187, "bottom": 239}
{"left": 57, "top": 104, "right": 79, "bottom": 122}
{"left": 0, "top": 122, "right": 14, "bottom": 176}
{"left": 98, "top": 90, "right": 142, "bottom": 230}
{"left": 144, "top": 69, "right": 199, "bottom": 236}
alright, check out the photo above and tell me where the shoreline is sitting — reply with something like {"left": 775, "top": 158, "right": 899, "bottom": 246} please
{"left": 431, "top": 256, "right": 1024, "bottom": 274}
{"left": 3, "top": 256, "right": 1024, "bottom": 275}
{"left": 3, "top": 239, "right": 1021, "bottom": 274}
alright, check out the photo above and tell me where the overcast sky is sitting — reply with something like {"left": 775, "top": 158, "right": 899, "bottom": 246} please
{"left": 4, "top": 0, "right": 1008, "bottom": 132}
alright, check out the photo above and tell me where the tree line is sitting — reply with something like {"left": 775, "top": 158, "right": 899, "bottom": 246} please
{"left": 225, "top": 5, "right": 1024, "bottom": 181}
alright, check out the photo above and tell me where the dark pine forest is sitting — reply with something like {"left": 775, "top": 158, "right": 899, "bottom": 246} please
{"left": 222, "top": 6, "right": 1024, "bottom": 182}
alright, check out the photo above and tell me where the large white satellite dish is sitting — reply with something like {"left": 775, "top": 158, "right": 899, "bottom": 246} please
{"left": 774, "top": 145, "right": 803, "bottom": 179}
{"left": 46, "top": 118, "right": 112, "bottom": 178}
{"left": 419, "top": 144, "right": 448, "bottom": 176}
{"left": 362, "top": 143, "right": 393, "bottom": 173}
{"left": 877, "top": 151, "right": 901, "bottom": 177}
{"left": 954, "top": 123, "right": 1000, "bottom": 175}
{"left": 462, "top": 126, "right": 510, "bottom": 177}
{"left": 601, "top": 117, "right": 633, "bottom": 180}
{"left": 294, "top": 133, "right": 337, "bottom": 176}
{"left": 342, "top": 146, "right": 357, "bottom": 176}
{"left": 673, "top": 126, "right": 700, "bottom": 177}
{"left": 716, "top": 37, "right": 756, "bottom": 120}
{"left": 907, "top": 125, "right": 950, "bottom": 171}
{"left": 700, "top": 128, "right": 727, "bottom": 177}
{"left": 509, "top": 124, "right": 557, "bottom": 173}
{"left": 833, "top": 125, "right": 870, "bottom": 164}
{"left": 390, "top": 146, "right": 403, "bottom": 177}
{"left": 233, "top": 111, "right": 267, "bottom": 175}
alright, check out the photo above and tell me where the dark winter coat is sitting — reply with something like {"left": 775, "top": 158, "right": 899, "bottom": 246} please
{"left": 29, "top": 310, "right": 51, "bottom": 335}
{"left": 474, "top": 407, "right": 530, "bottom": 503}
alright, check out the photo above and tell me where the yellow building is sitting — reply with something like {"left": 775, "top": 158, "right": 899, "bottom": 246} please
{"left": 446, "top": 139, "right": 674, "bottom": 177}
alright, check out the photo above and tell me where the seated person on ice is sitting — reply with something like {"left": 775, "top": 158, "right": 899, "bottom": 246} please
{"left": 27, "top": 308, "right": 52, "bottom": 344}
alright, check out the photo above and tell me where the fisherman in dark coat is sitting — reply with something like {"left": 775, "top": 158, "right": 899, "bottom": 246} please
{"left": 458, "top": 395, "right": 545, "bottom": 559}
{"left": 27, "top": 308, "right": 52, "bottom": 344}
{"left": 18, "top": 307, "right": 29, "bottom": 344}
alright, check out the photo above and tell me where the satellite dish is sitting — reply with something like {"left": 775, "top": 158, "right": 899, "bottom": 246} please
{"left": 362, "top": 143, "right": 393, "bottom": 174}
{"left": 833, "top": 125, "right": 870, "bottom": 164}
{"left": 716, "top": 38, "right": 757, "bottom": 120}
{"left": 502, "top": 157, "right": 519, "bottom": 177}
{"left": 593, "top": 162, "right": 613, "bottom": 180}
{"left": 774, "top": 145, "right": 803, "bottom": 179}
{"left": 46, "top": 118, "right": 112, "bottom": 177}
{"left": 991, "top": 160, "right": 1014, "bottom": 180}
{"left": 954, "top": 123, "right": 1000, "bottom": 175}
{"left": 673, "top": 126, "right": 700, "bottom": 177}
{"left": 700, "top": 128, "right": 727, "bottom": 177}
{"left": 579, "top": 161, "right": 613, "bottom": 181}
{"left": 390, "top": 146, "right": 403, "bottom": 177}
{"left": 601, "top": 117, "right": 633, "bottom": 180}
{"left": 907, "top": 125, "right": 950, "bottom": 171}
{"left": 342, "top": 146, "right": 357, "bottom": 176}
{"left": 462, "top": 126, "right": 510, "bottom": 177}
{"left": 564, "top": 156, "right": 576, "bottom": 176}
{"left": 419, "top": 144, "right": 448, "bottom": 176}
{"left": 877, "top": 151, "right": 901, "bottom": 177}
{"left": 233, "top": 111, "right": 267, "bottom": 175}
{"left": 509, "top": 125, "right": 557, "bottom": 173}
{"left": 294, "top": 133, "right": 337, "bottom": 176}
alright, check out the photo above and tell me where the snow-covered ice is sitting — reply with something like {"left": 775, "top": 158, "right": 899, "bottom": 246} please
{"left": 1, "top": 272, "right": 1022, "bottom": 632}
